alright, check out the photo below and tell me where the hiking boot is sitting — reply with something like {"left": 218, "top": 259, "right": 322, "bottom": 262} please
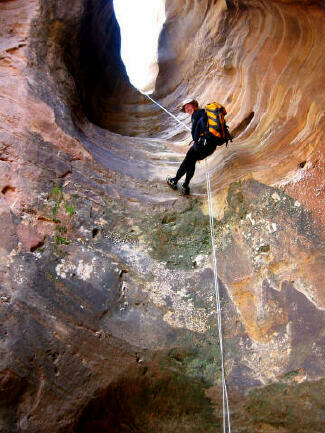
{"left": 181, "top": 184, "right": 190, "bottom": 196}
{"left": 166, "top": 177, "right": 178, "bottom": 190}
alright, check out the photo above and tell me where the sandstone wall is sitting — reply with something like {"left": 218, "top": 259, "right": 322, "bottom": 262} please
{"left": 0, "top": 0, "right": 323, "bottom": 432}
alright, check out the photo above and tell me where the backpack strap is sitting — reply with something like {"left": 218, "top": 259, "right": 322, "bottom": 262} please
{"left": 192, "top": 110, "right": 208, "bottom": 141}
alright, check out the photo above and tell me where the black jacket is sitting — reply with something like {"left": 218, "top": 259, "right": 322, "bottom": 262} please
{"left": 191, "top": 109, "right": 207, "bottom": 142}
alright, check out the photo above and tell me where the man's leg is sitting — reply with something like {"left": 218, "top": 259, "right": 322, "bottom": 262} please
{"left": 181, "top": 141, "right": 218, "bottom": 193}
{"left": 177, "top": 146, "right": 200, "bottom": 195}
{"left": 168, "top": 142, "right": 214, "bottom": 193}
{"left": 174, "top": 146, "right": 197, "bottom": 184}
{"left": 183, "top": 162, "right": 196, "bottom": 187}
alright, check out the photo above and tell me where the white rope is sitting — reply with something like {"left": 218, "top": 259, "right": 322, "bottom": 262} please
{"left": 205, "top": 160, "right": 231, "bottom": 433}
{"left": 145, "top": 94, "right": 192, "bottom": 132}
{"left": 146, "top": 95, "right": 231, "bottom": 431}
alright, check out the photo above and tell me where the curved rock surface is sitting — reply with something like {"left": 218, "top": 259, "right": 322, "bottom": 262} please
{"left": 0, "top": 0, "right": 323, "bottom": 432}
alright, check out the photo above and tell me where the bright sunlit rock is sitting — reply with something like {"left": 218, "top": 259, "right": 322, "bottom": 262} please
{"left": 113, "top": 0, "right": 166, "bottom": 95}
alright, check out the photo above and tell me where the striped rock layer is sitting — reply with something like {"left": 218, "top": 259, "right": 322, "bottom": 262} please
{"left": 0, "top": 0, "right": 323, "bottom": 432}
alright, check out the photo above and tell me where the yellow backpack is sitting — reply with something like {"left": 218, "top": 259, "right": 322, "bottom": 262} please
{"left": 205, "top": 102, "right": 232, "bottom": 144}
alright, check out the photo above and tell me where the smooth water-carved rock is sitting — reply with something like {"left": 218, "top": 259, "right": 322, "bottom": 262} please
{"left": 0, "top": 0, "right": 322, "bottom": 432}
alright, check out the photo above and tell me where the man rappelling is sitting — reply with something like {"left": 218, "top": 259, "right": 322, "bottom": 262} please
{"left": 167, "top": 98, "right": 232, "bottom": 195}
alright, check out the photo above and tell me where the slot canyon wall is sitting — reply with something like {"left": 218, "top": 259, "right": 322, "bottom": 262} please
{"left": 0, "top": 0, "right": 323, "bottom": 432}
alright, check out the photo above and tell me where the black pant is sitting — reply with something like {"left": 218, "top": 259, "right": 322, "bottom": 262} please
{"left": 174, "top": 138, "right": 221, "bottom": 186}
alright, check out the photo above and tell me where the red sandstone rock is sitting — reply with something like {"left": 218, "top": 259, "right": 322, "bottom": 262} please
{"left": 16, "top": 224, "right": 44, "bottom": 252}
{"left": 0, "top": 0, "right": 322, "bottom": 432}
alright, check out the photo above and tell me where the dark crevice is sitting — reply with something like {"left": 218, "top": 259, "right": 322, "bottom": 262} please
{"left": 119, "top": 269, "right": 128, "bottom": 279}
{"left": 77, "top": 0, "right": 144, "bottom": 133}
{"left": 74, "top": 369, "right": 217, "bottom": 433}
{"left": 30, "top": 241, "right": 44, "bottom": 252}
{"left": 58, "top": 170, "right": 72, "bottom": 178}
{"left": 37, "top": 216, "right": 58, "bottom": 224}
{"left": 257, "top": 244, "right": 270, "bottom": 254}
{"left": 70, "top": 0, "right": 173, "bottom": 136}
{"left": 91, "top": 228, "right": 99, "bottom": 238}
{"left": 1, "top": 185, "right": 16, "bottom": 195}
{"left": 232, "top": 111, "right": 255, "bottom": 137}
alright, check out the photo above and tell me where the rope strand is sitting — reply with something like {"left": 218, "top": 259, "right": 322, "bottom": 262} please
{"left": 146, "top": 95, "right": 231, "bottom": 432}
{"left": 206, "top": 163, "right": 231, "bottom": 433}
{"left": 145, "top": 94, "right": 191, "bottom": 132}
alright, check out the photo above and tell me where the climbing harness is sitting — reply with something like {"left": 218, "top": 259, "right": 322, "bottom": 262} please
{"left": 146, "top": 94, "right": 231, "bottom": 433}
